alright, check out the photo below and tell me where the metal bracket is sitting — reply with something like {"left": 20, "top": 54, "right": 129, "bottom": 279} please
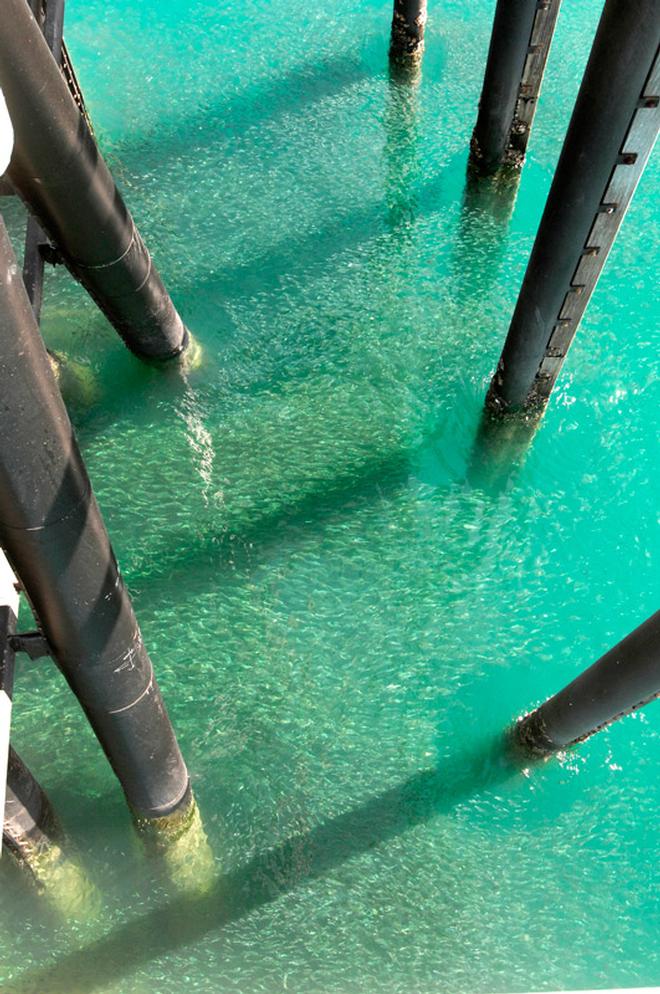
{"left": 8, "top": 631, "right": 51, "bottom": 661}
{"left": 22, "top": 217, "right": 63, "bottom": 321}
{"left": 40, "top": 241, "right": 63, "bottom": 266}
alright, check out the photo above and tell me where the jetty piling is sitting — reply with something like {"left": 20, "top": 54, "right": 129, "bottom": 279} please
{"left": 4, "top": 746, "right": 62, "bottom": 874}
{"left": 1, "top": 552, "right": 62, "bottom": 882}
{"left": 0, "top": 578, "right": 17, "bottom": 854}
{"left": 4, "top": 745, "right": 98, "bottom": 915}
{"left": 0, "top": 0, "right": 190, "bottom": 361}
{"left": 465, "top": 411, "right": 535, "bottom": 494}
{"left": 486, "top": 0, "right": 660, "bottom": 417}
{"left": 0, "top": 216, "right": 193, "bottom": 831}
{"left": 389, "top": 0, "right": 428, "bottom": 74}
{"left": 470, "top": 0, "right": 561, "bottom": 176}
{"left": 516, "top": 610, "right": 660, "bottom": 756}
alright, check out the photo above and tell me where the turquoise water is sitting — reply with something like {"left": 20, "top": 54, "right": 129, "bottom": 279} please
{"left": 1, "top": 0, "right": 659, "bottom": 991}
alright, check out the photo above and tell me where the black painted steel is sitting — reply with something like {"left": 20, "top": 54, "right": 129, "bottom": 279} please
{"left": 42, "top": 0, "right": 65, "bottom": 56}
{"left": 9, "top": 630, "right": 51, "bottom": 660}
{"left": 0, "top": 218, "right": 190, "bottom": 818}
{"left": 389, "top": 0, "right": 427, "bottom": 65}
{"left": 21, "top": 0, "right": 65, "bottom": 321}
{"left": 0, "top": 603, "right": 16, "bottom": 702}
{"left": 0, "top": 603, "right": 17, "bottom": 858}
{"left": 516, "top": 610, "right": 660, "bottom": 755}
{"left": 0, "top": 0, "right": 189, "bottom": 360}
{"left": 3, "top": 747, "right": 62, "bottom": 863}
{"left": 470, "top": 0, "right": 538, "bottom": 175}
{"left": 487, "top": 0, "right": 660, "bottom": 414}
{"left": 22, "top": 217, "right": 49, "bottom": 320}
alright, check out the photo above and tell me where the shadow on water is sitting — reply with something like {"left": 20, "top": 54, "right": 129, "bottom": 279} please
{"left": 129, "top": 446, "right": 415, "bottom": 594}
{"left": 129, "top": 405, "right": 527, "bottom": 612}
{"left": 165, "top": 48, "right": 442, "bottom": 309}
{"left": 112, "top": 53, "right": 375, "bottom": 173}
{"left": 68, "top": 119, "right": 525, "bottom": 609}
{"left": 65, "top": 97, "right": 444, "bottom": 439}
{"left": 169, "top": 169, "right": 447, "bottom": 310}
{"left": 9, "top": 732, "right": 523, "bottom": 994}
{"left": 4, "top": 62, "right": 543, "bottom": 992}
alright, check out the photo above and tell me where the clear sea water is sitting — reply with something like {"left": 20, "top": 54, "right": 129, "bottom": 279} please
{"left": 1, "top": 0, "right": 659, "bottom": 991}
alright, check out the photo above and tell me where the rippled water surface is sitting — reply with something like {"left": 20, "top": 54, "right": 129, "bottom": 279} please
{"left": 1, "top": 0, "right": 659, "bottom": 991}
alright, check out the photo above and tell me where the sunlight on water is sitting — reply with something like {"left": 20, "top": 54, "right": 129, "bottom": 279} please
{"left": 1, "top": 0, "right": 659, "bottom": 991}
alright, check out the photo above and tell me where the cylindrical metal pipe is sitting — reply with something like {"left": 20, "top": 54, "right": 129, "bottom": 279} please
{"left": 3, "top": 746, "right": 62, "bottom": 868}
{"left": 0, "top": 0, "right": 189, "bottom": 361}
{"left": 487, "top": 0, "right": 660, "bottom": 413}
{"left": 4, "top": 746, "right": 100, "bottom": 914}
{"left": 0, "top": 217, "right": 190, "bottom": 819}
{"left": 470, "top": 0, "right": 539, "bottom": 175}
{"left": 389, "top": 0, "right": 428, "bottom": 67}
{"left": 516, "top": 611, "right": 660, "bottom": 755}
